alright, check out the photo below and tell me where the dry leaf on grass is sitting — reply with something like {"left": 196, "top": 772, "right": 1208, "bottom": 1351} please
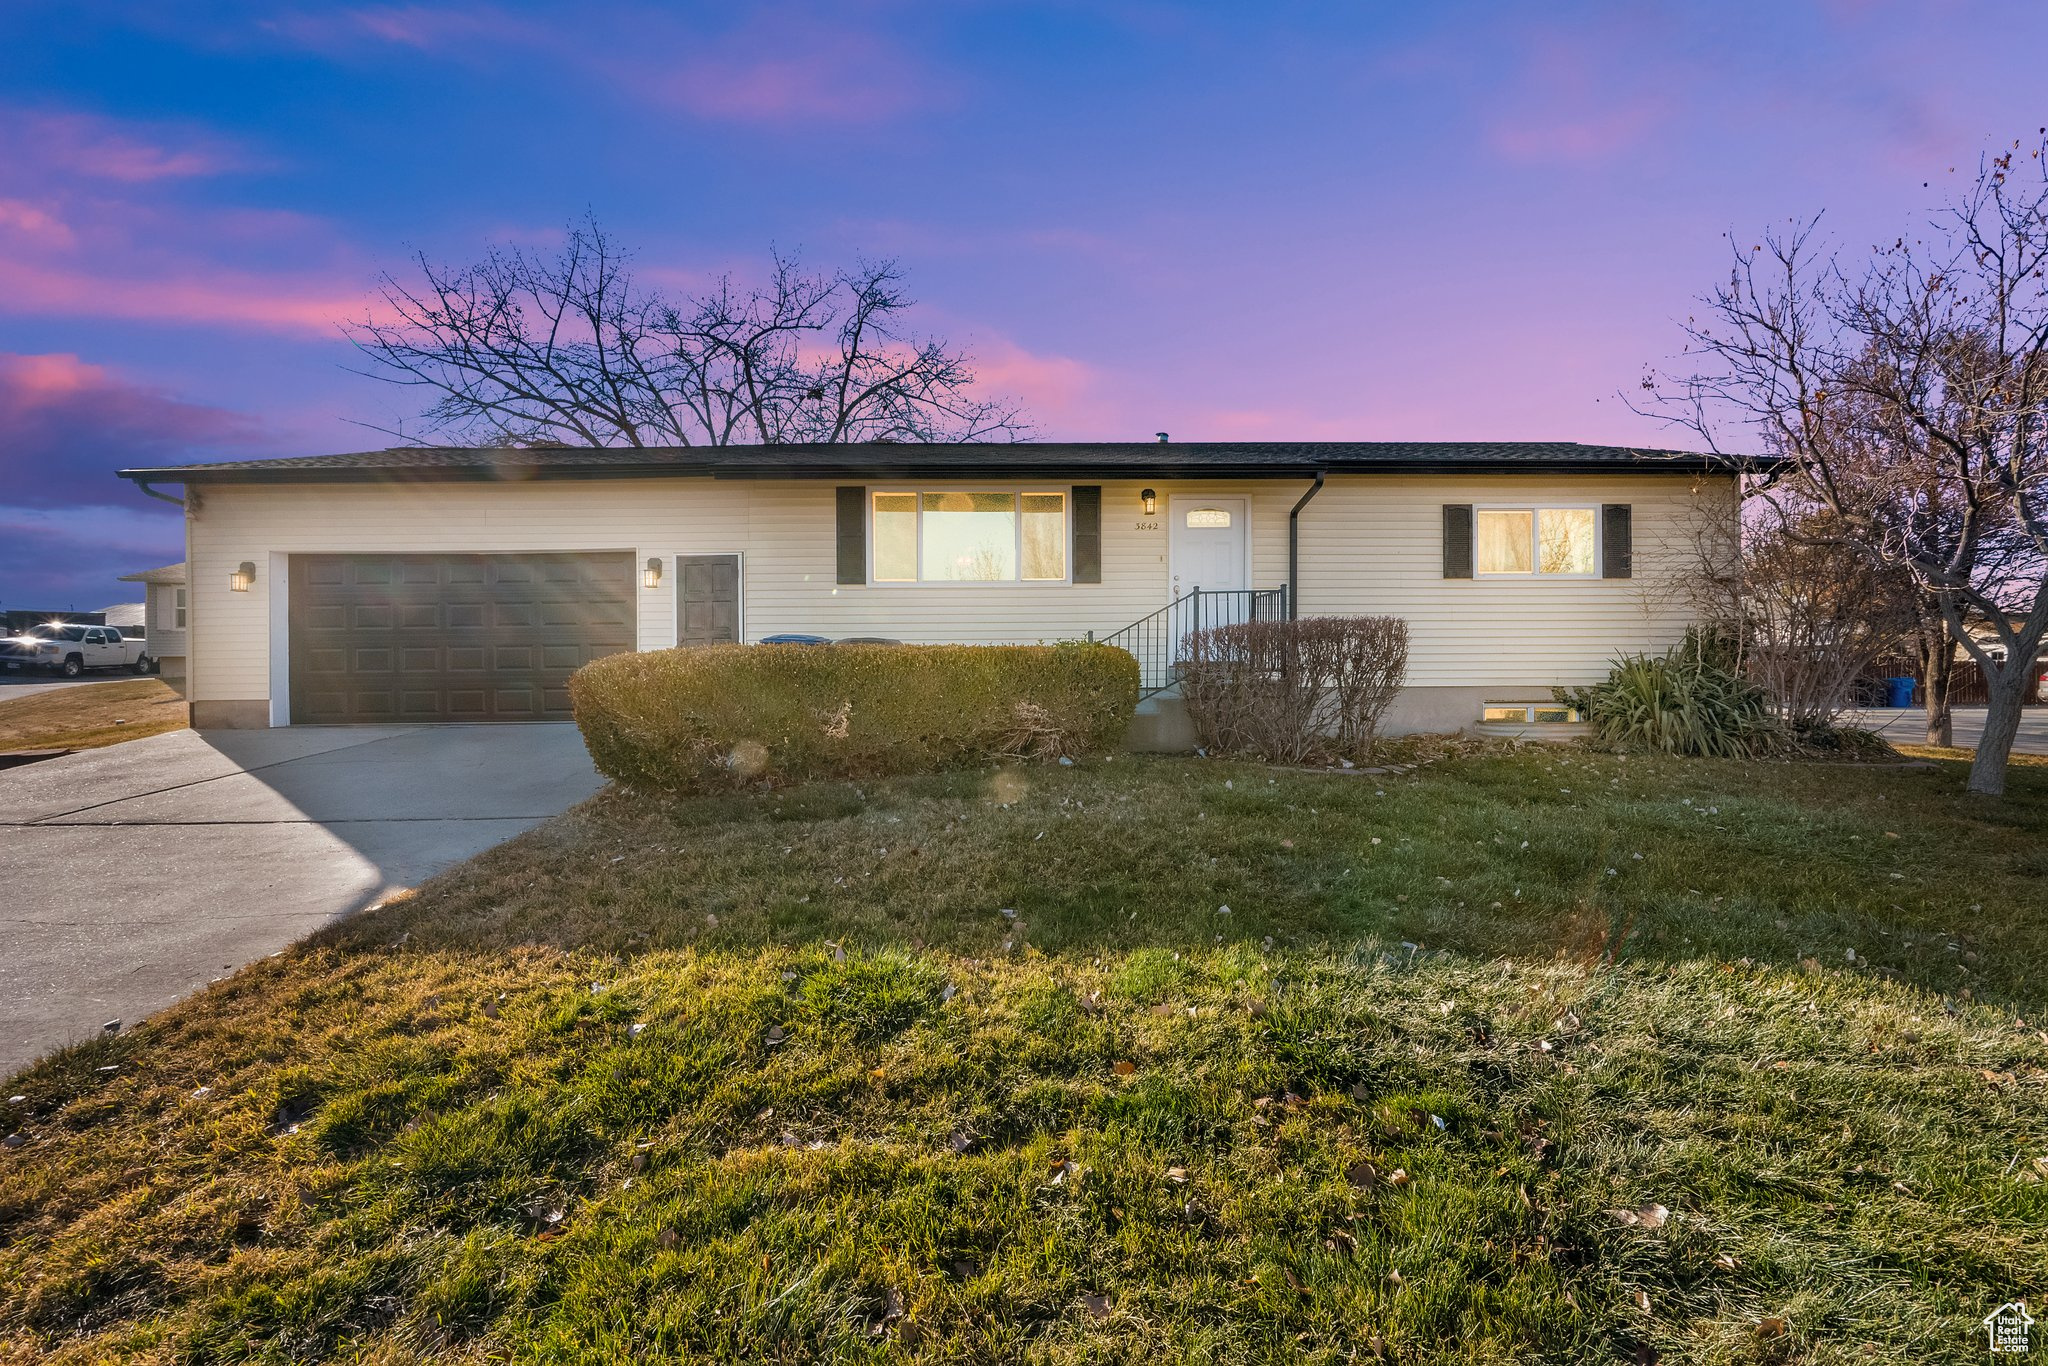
{"left": 1609, "top": 1203, "right": 1669, "bottom": 1230}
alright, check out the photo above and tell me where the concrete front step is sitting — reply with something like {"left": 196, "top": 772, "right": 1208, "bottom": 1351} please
{"left": 1125, "top": 691, "right": 1196, "bottom": 752}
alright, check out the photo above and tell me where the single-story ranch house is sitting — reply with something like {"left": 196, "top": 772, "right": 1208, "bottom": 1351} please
{"left": 118, "top": 440, "right": 1753, "bottom": 738}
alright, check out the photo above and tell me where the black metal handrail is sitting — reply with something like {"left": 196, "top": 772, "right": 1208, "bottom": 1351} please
{"left": 1092, "top": 586, "right": 1289, "bottom": 696}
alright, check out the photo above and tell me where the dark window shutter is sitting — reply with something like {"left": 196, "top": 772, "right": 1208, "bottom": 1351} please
{"left": 1442, "top": 504, "right": 1474, "bottom": 579}
{"left": 1072, "top": 485, "right": 1102, "bottom": 583}
{"left": 1602, "top": 504, "right": 1633, "bottom": 579}
{"left": 836, "top": 486, "right": 865, "bottom": 585}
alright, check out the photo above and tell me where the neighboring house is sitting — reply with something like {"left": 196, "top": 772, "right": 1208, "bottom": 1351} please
{"left": 116, "top": 563, "right": 188, "bottom": 687}
{"left": 98, "top": 602, "right": 146, "bottom": 634}
{"left": 116, "top": 441, "right": 1754, "bottom": 735}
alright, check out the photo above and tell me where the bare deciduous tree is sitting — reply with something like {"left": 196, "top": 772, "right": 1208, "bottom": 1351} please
{"left": 345, "top": 217, "right": 1029, "bottom": 448}
{"left": 1649, "top": 138, "right": 2048, "bottom": 795}
{"left": 1675, "top": 492, "right": 1908, "bottom": 728}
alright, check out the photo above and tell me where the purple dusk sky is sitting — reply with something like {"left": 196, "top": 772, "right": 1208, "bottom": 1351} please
{"left": 2, "top": 1, "right": 2045, "bottom": 606}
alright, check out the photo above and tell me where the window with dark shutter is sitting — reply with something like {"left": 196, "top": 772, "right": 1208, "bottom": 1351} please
{"left": 1442, "top": 504, "right": 1474, "bottom": 579}
{"left": 836, "top": 486, "right": 865, "bottom": 585}
{"left": 1072, "top": 485, "right": 1102, "bottom": 583}
{"left": 1602, "top": 504, "right": 1633, "bottom": 579}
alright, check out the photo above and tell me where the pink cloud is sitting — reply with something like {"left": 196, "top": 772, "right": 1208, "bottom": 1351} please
{"left": 8, "top": 110, "right": 252, "bottom": 182}
{"left": 0, "top": 255, "right": 374, "bottom": 334}
{"left": 258, "top": 7, "right": 931, "bottom": 125}
{"left": 0, "top": 119, "right": 377, "bottom": 338}
{"left": 0, "top": 352, "right": 266, "bottom": 509}
{"left": 661, "top": 55, "right": 918, "bottom": 123}
{"left": 640, "top": 23, "right": 934, "bottom": 124}
{"left": 968, "top": 338, "right": 1101, "bottom": 428}
{"left": 1480, "top": 29, "right": 1677, "bottom": 167}
{"left": 0, "top": 197, "right": 73, "bottom": 246}
{"left": 260, "top": 5, "right": 541, "bottom": 57}
{"left": 1490, "top": 97, "right": 1669, "bottom": 165}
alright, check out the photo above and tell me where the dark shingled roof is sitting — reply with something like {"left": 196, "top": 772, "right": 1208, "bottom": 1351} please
{"left": 120, "top": 440, "right": 1764, "bottom": 486}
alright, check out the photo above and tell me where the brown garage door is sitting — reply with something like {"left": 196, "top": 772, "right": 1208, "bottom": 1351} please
{"left": 288, "top": 553, "right": 634, "bottom": 724}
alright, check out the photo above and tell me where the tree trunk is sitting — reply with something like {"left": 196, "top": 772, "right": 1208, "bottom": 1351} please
{"left": 1965, "top": 667, "right": 2028, "bottom": 796}
{"left": 1919, "top": 636, "right": 1955, "bottom": 747}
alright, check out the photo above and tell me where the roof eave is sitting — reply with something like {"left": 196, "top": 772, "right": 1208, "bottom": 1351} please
{"left": 119, "top": 456, "right": 1772, "bottom": 486}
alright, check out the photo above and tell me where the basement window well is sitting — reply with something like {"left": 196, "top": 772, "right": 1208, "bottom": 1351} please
{"left": 1483, "top": 703, "right": 1582, "bottom": 724}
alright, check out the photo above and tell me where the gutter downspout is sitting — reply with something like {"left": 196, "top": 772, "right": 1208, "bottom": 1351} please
{"left": 1287, "top": 472, "right": 1325, "bottom": 620}
{"left": 132, "top": 479, "right": 186, "bottom": 509}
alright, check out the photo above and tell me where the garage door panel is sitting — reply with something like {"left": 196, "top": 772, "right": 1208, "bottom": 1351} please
{"left": 290, "top": 552, "right": 633, "bottom": 724}
{"left": 400, "top": 690, "right": 446, "bottom": 717}
{"left": 493, "top": 687, "right": 539, "bottom": 715}
{"left": 446, "top": 690, "right": 488, "bottom": 719}
{"left": 354, "top": 691, "right": 396, "bottom": 717}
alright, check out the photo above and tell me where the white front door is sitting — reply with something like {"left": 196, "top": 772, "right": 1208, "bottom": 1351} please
{"left": 1167, "top": 496, "right": 1251, "bottom": 657}
{"left": 1168, "top": 496, "right": 1249, "bottom": 598}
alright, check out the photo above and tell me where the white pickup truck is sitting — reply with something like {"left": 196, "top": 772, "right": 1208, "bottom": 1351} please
{"left": 0, "top": 623, "right": 155, "bottom": 677}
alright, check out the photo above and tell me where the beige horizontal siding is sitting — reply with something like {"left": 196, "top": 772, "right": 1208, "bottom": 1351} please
{"left": 183, "top": 472, "right": 1728, "bottom": 707}
{"left": 1297, "top": 474, "right": 1724, "bottom": 686}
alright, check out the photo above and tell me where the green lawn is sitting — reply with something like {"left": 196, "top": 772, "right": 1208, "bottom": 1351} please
{"left": 3, "top": 743, "right": 2044, "bottom": 1363}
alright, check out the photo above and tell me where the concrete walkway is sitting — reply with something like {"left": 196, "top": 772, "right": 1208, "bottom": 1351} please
{"left": 0, "top": 724, "right": 603, "bottom": 1078}
{"left": 1840, "top": 706, "right": 2048, "bottom": 755}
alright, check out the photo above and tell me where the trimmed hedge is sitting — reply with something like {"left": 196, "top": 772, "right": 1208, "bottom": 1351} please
{"left": 570, "top": 643, "right": 1140, "bottom": 794}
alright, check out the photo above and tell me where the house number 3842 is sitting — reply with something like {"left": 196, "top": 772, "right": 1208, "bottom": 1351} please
{"left": 1133, "top": 520, "right": 1160, "bottom": 531}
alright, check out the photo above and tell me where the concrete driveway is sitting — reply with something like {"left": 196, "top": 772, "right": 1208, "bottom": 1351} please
{"left": 0, "top": 724, "right": 604, "bottom": 1078}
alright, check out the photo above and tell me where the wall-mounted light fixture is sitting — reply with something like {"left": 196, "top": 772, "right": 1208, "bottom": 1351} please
{"left": 1140, "top": 488, "right": 1158, "bottom": 516}
{"left": 643, "top": 557, "right": 663, "bottom": 589}
{"left": 229, "top": 561, "right": 256, "bottom": 593}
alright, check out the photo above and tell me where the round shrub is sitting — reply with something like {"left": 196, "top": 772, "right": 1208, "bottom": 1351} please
{"left": 570, "top": 642, "right": 1139, "bottom": 794}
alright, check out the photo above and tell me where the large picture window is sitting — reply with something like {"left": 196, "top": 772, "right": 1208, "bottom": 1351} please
{"left": 871, "top": 490, "right": 1069, "bottom": 583}
{"left": 1476, "top": 507, "right": 1597, "bottom": 576}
